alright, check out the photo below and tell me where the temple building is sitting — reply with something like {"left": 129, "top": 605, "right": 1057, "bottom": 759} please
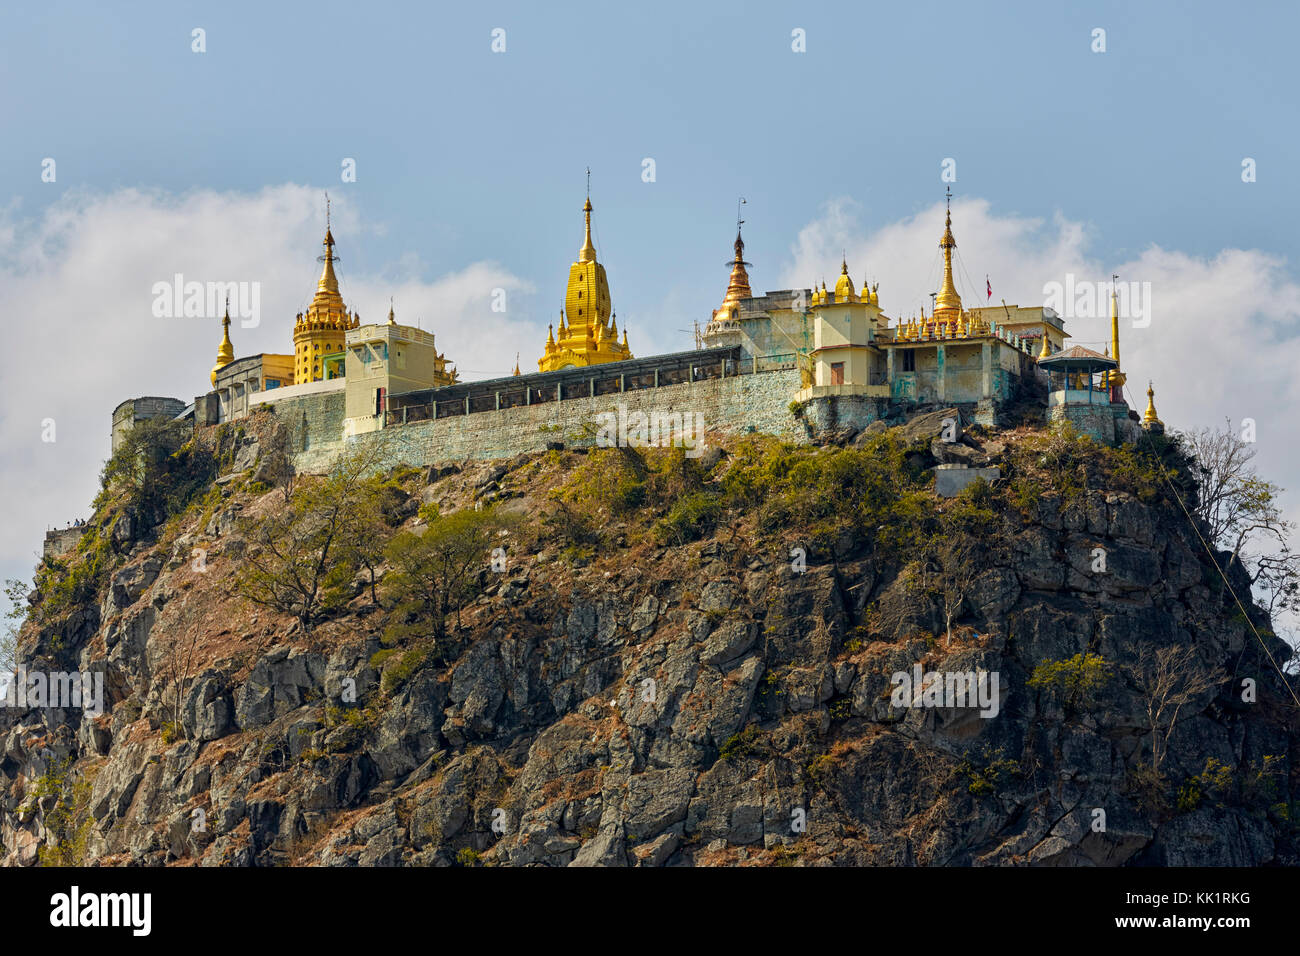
{"left": 874, "top": 195, "right": 1068, "bottom": 413}
{"left": 117, "top": 184, "right": 1170, "bottom": 478}
{"left": 538, "top": 192, "right": 633, "bottom": 372}
{"left": 798, "top": 259, "right": 891, "bottom": 398}
{"left": 341, "top": 303, "right": 457, "bottom": 437}
{"left": 195, "top": 209, "right": 459, "bottom": 431}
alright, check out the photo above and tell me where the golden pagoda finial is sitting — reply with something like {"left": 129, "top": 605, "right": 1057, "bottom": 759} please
{"left": 388, "top": 297, "right": 396, "bottom": 325}
{"left": 716, "top": 223, "right": 753, "bottom": 317}
{"left": 211, "top": 295, "right": 235, "bottom": 387}
{"left": 316, "top": 195, "right": 341, "bottom": 297}
{"left": 579, "top": 171, "right": 596, "bottom": 263}
{"left": 1143, "top": 380, "right": 1164, "bottom": 429}
{"left": 546, "top": 323, "right": 555, "bottom": 347}
{"left": 513, "top": 352, "right": 521, "bottom": 376}
{"left": 1111, "top": 275, "right": 1120, "bottom": 367}
{"left": 934, "top": 186, "right": 961, "bottom": 318}
{"left": 834, "top": 256, "right": 856, "bottom": 302}
{"left": 1039, "top": 328, "right": 1052, "bottom": 358}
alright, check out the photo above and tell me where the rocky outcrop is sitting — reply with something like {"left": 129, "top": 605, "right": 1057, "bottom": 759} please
{"left": 2, "top": 434, "right": 1295, "bottom": 868}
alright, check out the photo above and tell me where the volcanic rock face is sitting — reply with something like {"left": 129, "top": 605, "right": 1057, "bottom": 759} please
{"left": 2, "top": 429, "right": 1295, "bottom": 868}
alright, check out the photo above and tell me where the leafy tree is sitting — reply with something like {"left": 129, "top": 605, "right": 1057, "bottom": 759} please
{"left": 382, "top": 504, "right": 515, "bottom": 644}
{"left": 1027, "top": 651, "right": 1114, "bottom": 714}
{"left": 99, "top": 418, "right": 215, "bottom": 520}
{"left": 235, "top": 442, "right": 392, "bottom": 629}
{"left": 328, "top": 476, "right": 407, "bottom": 607}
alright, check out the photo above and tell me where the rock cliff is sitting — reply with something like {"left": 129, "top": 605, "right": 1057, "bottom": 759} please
{"left": 3, "top": 412, "right": 1296, "bottom": 866}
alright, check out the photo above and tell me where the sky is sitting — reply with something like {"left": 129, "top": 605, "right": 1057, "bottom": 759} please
{"left": 2, "top": 0, "right": 1299, "bottom": 631}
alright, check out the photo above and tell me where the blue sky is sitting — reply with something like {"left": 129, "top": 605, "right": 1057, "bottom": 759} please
{"left": 2, "top": 0, "right": 1292, "bottom": 309}
{"left": 3, "top": 0, "right": 1299, "bottom": 625}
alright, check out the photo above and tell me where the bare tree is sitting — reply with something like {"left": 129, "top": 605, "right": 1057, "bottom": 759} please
{"left": 935, "top": 537, "right": 981, "bottom": 646}
{"left": 158, "top": 629, "right": 201, "bottom": 742}
{"left": 1133, "top": 644, "right": 1220, "bottom": 773}
{"left": 260, "top": 416, "right": 302, "bottom": 502}
{"left": 1182, "top": 422, "right": 1291, "bottom": 559}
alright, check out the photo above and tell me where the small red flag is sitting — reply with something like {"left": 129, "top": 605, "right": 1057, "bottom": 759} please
{"left": 986, "top": 275, "right": 992, "bottom": 300}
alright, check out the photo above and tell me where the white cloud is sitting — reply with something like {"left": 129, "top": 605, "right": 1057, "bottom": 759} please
{"left": 0, "top": 185, "right": 535, "bottom": 597}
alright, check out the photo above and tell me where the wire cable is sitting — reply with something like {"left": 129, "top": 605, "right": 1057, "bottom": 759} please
{"left": 1123, "top": 382, "right": 1300, "bottom": 709}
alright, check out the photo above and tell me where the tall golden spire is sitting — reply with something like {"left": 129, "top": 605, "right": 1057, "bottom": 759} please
{"left": 715, "top": 228, "right": 753, "bottom": 318}
{"left": 317, "top": 194, "right": 341, "bottom": 298}
{"left": 293, "top": 196, "right": 356, "bottom": 385}
{"left": 579, "top": 170, "right": 597, "bottom": 263}
{"left": 578, "top": 197, "right": 596, "bottom": 263}
{"left": 539, "top": 174, "right": 631, "bottom": 371}
{"left": 1111, "top": 276, "right": 1121, "bottom": 370}
{"left": 1105, "top": 274, "right": 1127, "bottom": 398}
{"left": 934, "top": 187, "right": 962, "bottom": 318}
{"left": 211, "top": 296, "right": 235, "bottom": 387}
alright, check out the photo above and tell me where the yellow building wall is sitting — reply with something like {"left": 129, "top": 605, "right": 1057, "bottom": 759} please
{"left": 344, "top": 324, "right": 456, "bottom": 429}
{"left": 261, "top": 354, "right": 295, "bottom": 390}
{"left": 295, "top": 327, "right": 348, "bottom": 385}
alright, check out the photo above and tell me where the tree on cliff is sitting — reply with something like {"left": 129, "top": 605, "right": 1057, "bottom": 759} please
{"left": 382, "top": 504, "right": 516, "bottom": 644}
{"left": 1133, "top": 644, "right": 1221, "bottom": 774}
{"left": 1183, "top": 423, "right": 1299, "bottom": 620}
{"left": 98, "top": 418, "right": 215, "bottom": 521}
{"left": 235, "top": 442, "right": 393, "bottom": 629}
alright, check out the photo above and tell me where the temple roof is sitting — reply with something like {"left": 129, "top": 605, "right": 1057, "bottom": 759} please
{"left": 1038, "top": 345, "right": 1117, "bottom": 370}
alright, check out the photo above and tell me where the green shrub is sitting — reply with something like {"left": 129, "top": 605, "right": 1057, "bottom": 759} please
{"left": 720, "top": 725, "right": 762, "bottom": 762}
{"left": 958, "top": 746, "right": 1021, "bottom": 797}
{"left": 655, "top": 491, "right": 723, "bottom": 545}
{"left": 28, "top": 759, "right": 96, "bottom": 866}
{"left": 1027, "top": 652, "right": 1114, "bottom": 713}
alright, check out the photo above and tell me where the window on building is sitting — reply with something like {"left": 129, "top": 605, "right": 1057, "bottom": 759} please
{"left": 902, "top": 349, "right": 916, "bottom": 372}
{"left": 831, "top": 362, "right": 845, "bottom": 385}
